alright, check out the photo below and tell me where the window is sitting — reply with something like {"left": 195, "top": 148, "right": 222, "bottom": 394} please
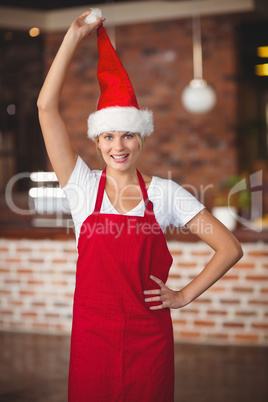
{"left": 0, "top": 29, "right": 46, "bottom": 193}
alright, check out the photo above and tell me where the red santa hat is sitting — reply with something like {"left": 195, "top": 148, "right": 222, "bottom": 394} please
{"left": 85, "top": 9, "right": 153, "bottom": 140}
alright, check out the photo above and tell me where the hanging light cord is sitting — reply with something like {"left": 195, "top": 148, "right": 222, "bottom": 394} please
{"left": 192, "top": 16, "right": 203, "bottom": 80}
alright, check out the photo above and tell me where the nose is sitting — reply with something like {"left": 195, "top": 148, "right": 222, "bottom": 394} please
{"left": 113, "top": 137, "right": 125, "bottom": 151}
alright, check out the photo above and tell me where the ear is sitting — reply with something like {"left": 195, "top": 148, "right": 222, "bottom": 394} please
{"left": 95, "top": 137, "right": 101, "bottom": 148}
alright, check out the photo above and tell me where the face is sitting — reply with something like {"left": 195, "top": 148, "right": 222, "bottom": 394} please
{"left": 97, "top": 131, "right": 141, "bottom": 171}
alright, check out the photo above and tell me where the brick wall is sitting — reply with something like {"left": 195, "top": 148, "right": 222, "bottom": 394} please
{"left": 168, "top": 241, "right": 268, "bottom": 345}
{"left": 0, "top": 238, "right": 267, "bottom": 345}
{"left": 44, "top": 14, "right": 239, "bottom": 189}
{"left": 1, "top": 13, "right": 266, "bottom": 345}
{"left": 0, "top": 239, "right": 76, "bottom": 334}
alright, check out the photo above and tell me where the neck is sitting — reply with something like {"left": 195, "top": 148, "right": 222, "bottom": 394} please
{"left": 105, "top": 165, "right": 139, "bottom": 189}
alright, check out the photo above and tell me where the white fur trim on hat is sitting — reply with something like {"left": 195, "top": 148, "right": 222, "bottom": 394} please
{"left": 84, "top": 8, "right": 103, "bottom": 24}
{"left": 87, "top": 106, "right": 154, "bottom": 139}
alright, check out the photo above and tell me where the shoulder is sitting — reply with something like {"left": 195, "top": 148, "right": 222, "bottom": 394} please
{"left": 75, "top": 156, "right": 102, "bottom": 177}
{"left": 139, "top": 172, "right": 178, "bottom": 189}
{"left": 62, "top": 156, "right": 102, "bottom": 189}
{"left": 150, "top": 175, "right": 205, "bottom": 227}
{"left": 149, "top": 175, "right": 185, "bottom": 193}
{"left": 140, "top": 173, "right": 152, "bottom": 189}
{"left": 149, "top": 175, "right": 204, "bottom": 207}
{"left": 138, "top": 171, "right": 187, "bottom": 196}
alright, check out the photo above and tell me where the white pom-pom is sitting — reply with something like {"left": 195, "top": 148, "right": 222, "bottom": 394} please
{"left": 84, "top": 8, "right": 103, "bottom": 24}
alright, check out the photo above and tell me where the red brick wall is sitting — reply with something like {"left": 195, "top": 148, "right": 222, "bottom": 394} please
{"left": 0, "top": 238, "right": 267, "bottom": 345}
{"left": 44, "top": 15, "right": 239, "bottom": 191}
{"left": 168, "top": 241, "right": 268, "bottom": 345}
{"left": 2, "top": 15, "right": 261, "bottom": 344}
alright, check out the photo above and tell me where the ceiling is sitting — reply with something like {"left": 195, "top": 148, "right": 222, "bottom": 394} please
{"left": 1, "top": 0, "right": 267, "bottom": 33}
{"left": 1, "top": 0, "right": 268, "bottom": 13}
{"left": 0, "top": 0, "right": 132, "bottom": 9}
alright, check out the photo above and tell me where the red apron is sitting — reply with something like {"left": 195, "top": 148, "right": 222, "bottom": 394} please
{"left": 68, "top": 168, "right": 174, "bottom": 401}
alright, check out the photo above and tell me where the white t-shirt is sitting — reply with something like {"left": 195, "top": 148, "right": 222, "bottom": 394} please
{"left": 62, "top": 156, "right": 205, "bottom": 244}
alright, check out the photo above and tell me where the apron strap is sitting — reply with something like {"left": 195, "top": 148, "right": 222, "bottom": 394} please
{"left": 94, "top": 167, "right": 154, "bottom": 215}
{"left": 137, "top": 170, "right": 154, "bottom": 215}
{"left": 94, "top": 167, "right": 106, "bottom": 213}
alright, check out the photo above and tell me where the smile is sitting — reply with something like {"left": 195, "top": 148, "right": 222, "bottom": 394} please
{"left": 111, "top": 154, "right": 129, "bottom": 161}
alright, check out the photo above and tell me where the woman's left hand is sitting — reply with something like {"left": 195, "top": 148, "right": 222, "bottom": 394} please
{"left": 69, "top": 11, "right": 105, "bottom": 40}
{"left": 144, "top": 275, "right": 185, "bottom": 310}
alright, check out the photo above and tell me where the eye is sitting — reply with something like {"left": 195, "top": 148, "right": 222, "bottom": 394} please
{"left": 125, "top": 133, "right": 133, "bottom": 139}
{"left": 104, "top": 135, "right": 113, "bottom": 140}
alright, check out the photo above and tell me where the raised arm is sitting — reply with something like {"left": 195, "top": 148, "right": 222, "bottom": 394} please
{"left": 37, "top": 11, "right": 104, "bottom": 187}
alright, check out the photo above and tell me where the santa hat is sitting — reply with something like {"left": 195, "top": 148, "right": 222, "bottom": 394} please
{"left": 85, "top": 9, "right": 153, "bottom": 140}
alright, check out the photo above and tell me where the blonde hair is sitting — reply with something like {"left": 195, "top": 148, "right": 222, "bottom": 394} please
{"left": 95, "top": 133, "right": 145, "bottom": 156}
{"left": 135, "top": 133, "right": 145, "bottom": 151}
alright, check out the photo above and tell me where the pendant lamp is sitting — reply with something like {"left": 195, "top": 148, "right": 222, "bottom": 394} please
{"left": 181, "top": 16, "right": 216, "bottom": 114}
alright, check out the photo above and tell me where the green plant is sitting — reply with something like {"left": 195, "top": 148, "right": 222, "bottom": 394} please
{"left": 214, "top": 174, "right": 251, "bottom": 211}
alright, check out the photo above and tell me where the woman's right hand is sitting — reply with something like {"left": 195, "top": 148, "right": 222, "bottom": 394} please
{"left": 69, "top": 11, "right": 105, "bottom": 41}
{"left": 38, "top": 10, "right": 105, "bottom": 188}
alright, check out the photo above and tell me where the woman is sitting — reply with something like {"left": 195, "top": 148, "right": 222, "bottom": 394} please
{"left": 37, "top": 10, "right": 243, "bottom": 402}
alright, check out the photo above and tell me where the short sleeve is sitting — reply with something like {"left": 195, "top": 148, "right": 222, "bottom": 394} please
{"left": 170, "top": 180, "right": 205, "bottom": 226}
{"left": 150, "top": 177, "right": 205, "bottom": 230}
{"left": 62, "top": 156, "right": 93, "bottom": 193}
{"left": 61, "top": 156, "right": 101, "bottom": 237}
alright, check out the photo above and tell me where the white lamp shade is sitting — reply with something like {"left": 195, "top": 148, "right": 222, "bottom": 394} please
{"left": 182, "top": 79, "right": 216, "bottom": 114}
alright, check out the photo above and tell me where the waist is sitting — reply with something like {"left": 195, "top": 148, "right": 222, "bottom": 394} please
{"left": 73, "top": 298, "right": 171, "bottom": 320}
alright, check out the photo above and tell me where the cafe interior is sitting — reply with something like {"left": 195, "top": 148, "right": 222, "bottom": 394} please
{"left": 0, "top": 0, "right": 268, "bottom": 400}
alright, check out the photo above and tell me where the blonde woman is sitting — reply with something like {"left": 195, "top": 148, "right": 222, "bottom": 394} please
{"left": 37, "top": 10, "right": 243, "bottom": 402}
